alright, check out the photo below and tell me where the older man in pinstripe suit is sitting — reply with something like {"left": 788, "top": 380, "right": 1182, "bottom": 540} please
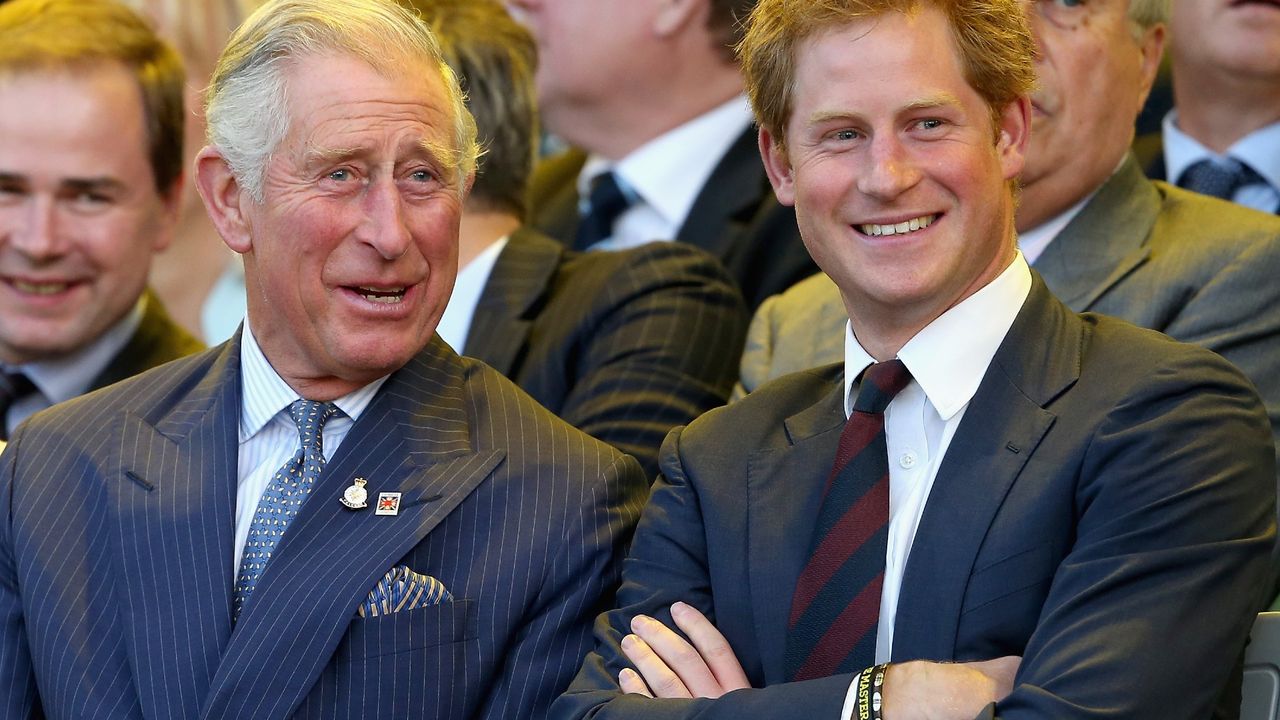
{"left": 0, "top": 1, "right": 648, "bottom": 718}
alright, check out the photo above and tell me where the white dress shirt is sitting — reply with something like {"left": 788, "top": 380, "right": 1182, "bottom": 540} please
{"left": 1016, "top": 191, "right": 1094, "bottom": 265}
{"left": 3, "top": 297, "right": 144, "bottom": 435}
{"left": 1163, "top": 111, "right": 1280, "bottom": 214}
{"left": 233, "top": 325, "right": 387, "bottom": 573}
{"left": 577, "top": 96, "right": 754, "bottom": 251}
{"left": 435, "top": 236, "right": 508, "bottom": 352}
{"left": 839, "top": 253, "right": 1032, "bottom": 719}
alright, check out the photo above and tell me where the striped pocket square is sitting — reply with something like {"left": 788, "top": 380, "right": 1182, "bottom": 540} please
{"left": 357, "top": 566, "right": 453, "bottom": 618}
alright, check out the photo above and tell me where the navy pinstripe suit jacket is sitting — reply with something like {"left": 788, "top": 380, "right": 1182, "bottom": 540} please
{"left": 0, "top": 334, "right": 648, "bottom": 719}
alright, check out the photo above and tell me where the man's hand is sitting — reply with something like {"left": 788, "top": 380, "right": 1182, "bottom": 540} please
{"left": 618, "top": 601, "right": 751, "bottom": 698}
{"left": 881, "top": 656, "right": 1021, "bottom": 720}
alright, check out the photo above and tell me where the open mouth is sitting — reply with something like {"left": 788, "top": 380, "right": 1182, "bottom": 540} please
{"left": 351, "top": 285, "right": 407, "bottom": 305}
{"left": 1231, "top": 0, "right": 1280, "bottom": 8}
{"left": 858, "top": 214, "right": 938, "bottom": 237}
{"left": 4, "top": 277, "right": 81, "bottom": 297}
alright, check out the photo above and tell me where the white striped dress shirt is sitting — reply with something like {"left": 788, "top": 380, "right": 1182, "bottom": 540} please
{"left": 234, "top": 326, "right": 387, "bottom": 573}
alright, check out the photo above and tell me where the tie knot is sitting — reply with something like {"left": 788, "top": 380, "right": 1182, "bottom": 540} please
{"left": 0, "top": 370, "right": 36, "bottom": 403}
{"left": 288, "top": 400, "right": 339, "bottom": 454}
{"left": 852, "top": 359, "right": 912, "bottom": 415}
{"left": 574, "top": 171, "right": 634, "bottom": 250}
{"left": 1178, "top": 158, "right": 1261, "bottom": 200}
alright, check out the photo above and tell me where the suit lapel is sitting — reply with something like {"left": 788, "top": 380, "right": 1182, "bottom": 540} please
{"left": 463, "top": 228, "right": 563, "bottom": 374}
{"left": 113, "top": 339, "right": 242, "bottom": 719}
{"left": 892, "top": 277, "right": 1080, "bottom": 661}
{"left": 1032, "top": 155, "right": 1160, "bottom": 311}
{"left": 677, "top": 127, "right": 769, "bottom": 261}
{"left": 529, "top": 149, "right": 587, "bottom": 245}
{"left": 747, "top": 375, "right": 846, "bottom": 684}
{"left": 200, "top": 338, "right": 503, "bottom": 719}
{"left": 91, "top": 289, "right": 205, "bottom": 391}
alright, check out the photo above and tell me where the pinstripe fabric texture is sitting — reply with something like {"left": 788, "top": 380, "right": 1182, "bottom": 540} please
{"left": 464, "top": 227, "right": 748, "bottom": 478}
{"left": 0, "top": 333, "right": 648, "bottom": 719}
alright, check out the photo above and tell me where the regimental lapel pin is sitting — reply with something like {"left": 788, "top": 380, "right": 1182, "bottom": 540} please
{"left": 340, "top": 477, "right": 369, "bottom": 509}
{"left": 375, "top": 492, "right": 402, "bottom": 517}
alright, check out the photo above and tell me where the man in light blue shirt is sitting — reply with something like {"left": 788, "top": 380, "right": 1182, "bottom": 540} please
{"left": 1152, "top": 0, "right": 1280, "bottom": 213}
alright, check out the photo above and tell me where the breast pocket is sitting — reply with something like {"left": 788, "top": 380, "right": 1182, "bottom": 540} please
{"left": 320, "top": 600, "right": 480, "bottom": 719}
{"left": 341, "top": 599, "right": 476, "bottom": 658}
{"left": 957, "top": 544, "right": 1058, "bottom": 656}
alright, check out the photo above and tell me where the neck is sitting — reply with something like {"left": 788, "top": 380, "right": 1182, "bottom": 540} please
{"left": 1172, "top": 65, "right": 1280, "bottom": 153}
{"left": 458, "top": 206, "right": 521, "bottom": 268}
{"left": 845, "top": 240, "right": 1018, "bottom": 362}
{"left": 552, "top": 64, "right": 743, "bottom": 161}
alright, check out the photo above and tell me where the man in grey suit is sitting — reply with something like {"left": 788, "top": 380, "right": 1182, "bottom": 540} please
{"left": 553, "top": 0, "right": 1273, "bottom": 717}
{"left": 0, "top": 0, "right": 647, "bottom": 718}
{"left": 0, "top": 0, "right": 202, "bottom": 440}
{"left": 736, "top": 0, "right": 1280, "bottom": 459}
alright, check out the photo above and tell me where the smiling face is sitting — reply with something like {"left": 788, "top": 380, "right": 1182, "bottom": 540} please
{"left": 0, "top": 64, "right": 178, "bottom": 365}
{"left": 232, "top": 52, "right": 466, "bottom": 395}
{"left": 1018, "top": 0, "right": 1163, "bottom": 230}
{"left": 761, "top": 8, "right": 1028, "bottom": 353}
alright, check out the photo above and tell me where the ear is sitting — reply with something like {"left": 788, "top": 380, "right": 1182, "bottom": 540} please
{"left": 1135, "top": 23, "right": 1166, "bottom": 109}
{"left": 150, "top": 175, "right": 185, "bottom": 253}
{"left": 653, "top": 0, "right": 704, "bottom": 38}
{"left": 194, "top": 145, "right": 254, "bottom": 254}
{"left": 759, "top": 126, "right": 797, "bottom": 206}
{"left": 995, "top": 96, "right": 1032, "bottom": 181}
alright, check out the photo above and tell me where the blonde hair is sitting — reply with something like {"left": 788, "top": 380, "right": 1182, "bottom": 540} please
{"left": 739, "top": 0, "right": 1036, "bottom": 149}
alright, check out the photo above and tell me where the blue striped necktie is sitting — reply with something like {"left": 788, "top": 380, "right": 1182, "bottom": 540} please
{"left": 233, "top": 399, "right": 339, "bottom": 621}
{"left": 785, "top": 359, "right": 913, "bottom": 680}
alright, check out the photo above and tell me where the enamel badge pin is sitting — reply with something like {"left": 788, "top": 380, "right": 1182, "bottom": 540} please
{"left": 340, "top": 477, "right": 369, "bottom": 509}
{"left": 375, "top": 492, "right": 402, "bottom": 516}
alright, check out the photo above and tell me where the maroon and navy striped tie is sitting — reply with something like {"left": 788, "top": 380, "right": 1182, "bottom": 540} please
{"left": 784, "top": 359, "right": 913, "bottom": 681}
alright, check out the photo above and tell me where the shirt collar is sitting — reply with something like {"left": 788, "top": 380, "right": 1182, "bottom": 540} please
{"left": 1017, "top": 187, "right": 1097, "bottom": 265}
{"left": 578, "top": 95, "right": 754, "bottom": 231}
{"left": 844, "top": 252, "right": 1033, "bottom": 419}
{"left": 238, "top": 323, "right": 387, "bottom": 441}
{"left": 436, "top": 235, "right": 508, "bottom": 352}
{"left": 1163, "top": 110, "right": 1280, "bottom": 193}
{"left": 13, "top": 296, "right": 145, "bottom": 405}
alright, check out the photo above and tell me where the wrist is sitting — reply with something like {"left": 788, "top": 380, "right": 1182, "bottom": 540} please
{"left": 857, "top": 662, "right": 890, "bottom": 720}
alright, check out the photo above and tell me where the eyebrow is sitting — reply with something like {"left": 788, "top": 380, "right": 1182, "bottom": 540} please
{"left": 61, "top": 177, "right": 128, "bottom": 195}
{"left": 304, "top": 139, "right": 460, "bottom": 183}
{"left": 805, "top": 92, "right": 965, "bottom": 127}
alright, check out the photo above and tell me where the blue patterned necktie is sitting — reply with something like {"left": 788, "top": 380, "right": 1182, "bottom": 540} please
{"left": 1178, "top": 158, "right": 1262, "bottom": 201}
{"left": 232, "top": 399, "right": 340, "bottom": 621}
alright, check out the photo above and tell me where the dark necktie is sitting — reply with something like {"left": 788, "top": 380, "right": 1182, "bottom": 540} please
{"left": 574, "top": 171, "right": 632, "bottom": 251}
{"left": 785, "top": 359, "right": 913, "bottom": 681}
{"left": 1178, "top": 158, "right": 1262, "bottom": 201}
{"left": 232, "top": 399, "right": 339, "bottom": 620}
{"left": 0, "top": 370, "right": 37, "bottom": 442}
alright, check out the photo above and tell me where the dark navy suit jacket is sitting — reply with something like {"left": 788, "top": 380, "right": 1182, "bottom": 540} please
{"left": 554, "top": 276, "right": 1275, "bottom": 719}
{"left": 0, "top": 335, "right": 647, "bottom": 719}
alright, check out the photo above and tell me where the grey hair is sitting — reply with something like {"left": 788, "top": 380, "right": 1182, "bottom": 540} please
{"left": 204, "top": 0, "right": 479, "bottom": 201}
{"left": 1128, "top": 0, "right": 1168, "bottom": 35}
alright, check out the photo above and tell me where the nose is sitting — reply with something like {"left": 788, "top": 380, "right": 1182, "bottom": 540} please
{"left": 857, "top": 135, "right": 922, "bottom": 201}
{"left": 7, "top": 195, "right": 65, "bottom": 261}
{"left": 358, "top": 177, "right": 413, "bottom": 261}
